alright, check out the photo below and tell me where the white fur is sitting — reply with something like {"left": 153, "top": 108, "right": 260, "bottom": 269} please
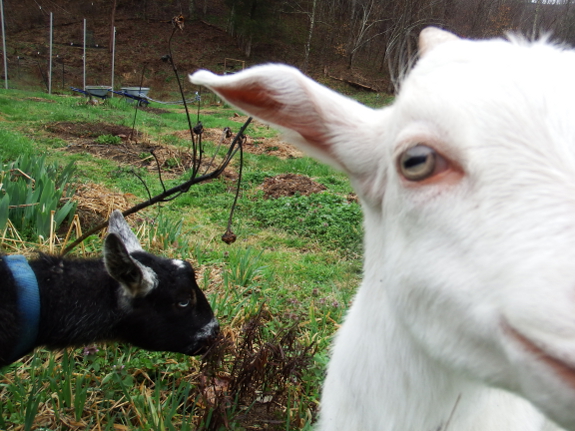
{"left": 171, "top": 259, "right": 186, "bottom": 269}
{"left": 190, "top": 28, "right": 575, "bottom": 431}
{"left": 108, "top": 210, "right": 143, "bottom": 253}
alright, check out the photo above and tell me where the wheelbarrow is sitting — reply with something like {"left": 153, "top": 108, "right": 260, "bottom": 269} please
{"left": 70, "top": 86, "right": 111, "bottom": 101}
{"left": 108, "top": 87, "right": 150, "bottom": 106}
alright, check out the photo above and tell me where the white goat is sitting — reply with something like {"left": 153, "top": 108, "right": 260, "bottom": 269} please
{"left": 191, "top": 28, "right": 575, "bottom": 431}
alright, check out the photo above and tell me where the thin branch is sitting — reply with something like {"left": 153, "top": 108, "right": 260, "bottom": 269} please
{"left": 129, "top": 168, "right": 153, "bottom": 201}
{"left": 150, "top": 149, "right": 166, "bottom": 192}
{"left": 443, "top": 394, "right": 462, "bottom": 431}
{"left": 130, "top": 63, "right": 147, "bottom": 141}
{"left": 222, "top": 134, "right": 245, "bottom": 244}
{"left": 202, "top": 127, "right": 229, "bottom": 176}
{"left": 61, "top": 117, "right": 253, "bottom": 256}
{"left": 166, "top": 28, "right": 198, "bottom": 176}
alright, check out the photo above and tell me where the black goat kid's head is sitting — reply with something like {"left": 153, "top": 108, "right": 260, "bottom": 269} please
{"left": 103, "top": 211, "right": 218, "bottom": 355}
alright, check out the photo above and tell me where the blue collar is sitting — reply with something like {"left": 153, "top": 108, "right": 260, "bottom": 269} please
{"left": 4, "top": 255, "right": 40, "bottom": 363}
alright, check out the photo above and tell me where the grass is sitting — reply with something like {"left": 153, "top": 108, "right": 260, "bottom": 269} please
{"left": 0, "top": 88, "right": 367, "bottom": 430}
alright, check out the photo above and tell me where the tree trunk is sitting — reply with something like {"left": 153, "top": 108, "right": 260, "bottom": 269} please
{"left": 228, "top": 4, "right": 236, "bottom": 36}
{"left": 532, "top": 0, "right": 543, "bottom": 39}
{"left": 189, "top": 0, "right": 196, "bottom": 20}
{"left": 303, "top": 0, "right": 318, "bottom": 73}
{"left": 559, "top": 0, "right": 574, "bottom": 41}
{"left": 244, "top": 34, "right": 252, "bottom": 58}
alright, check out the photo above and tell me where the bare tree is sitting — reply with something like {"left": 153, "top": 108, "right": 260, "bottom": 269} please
{"left": 557, "top": 0, "right": 575, "bottom": 43}
{"left": 531, "top": 0, "right": 544, "bottom": 38}
{"left": 303, "top": 0, "right": 318, "bottom": 72}
{"left": 346, "top": 0, "right": 388, "bottom": 68}
{"left": 282, "top": 0, "right": 321, "bottom": 72}
{"left": 225, "top": 0, "right": 279, "bottom": 57}
{"left": 381, "top": 0, "right": 446, "bottom": 89}
{"left": 188, "top": 0, "right": 196, "bottom": 20}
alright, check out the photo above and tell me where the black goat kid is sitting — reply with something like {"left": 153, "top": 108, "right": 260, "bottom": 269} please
{"left": 0, "top": 210, "right": 219, "bottom": 367}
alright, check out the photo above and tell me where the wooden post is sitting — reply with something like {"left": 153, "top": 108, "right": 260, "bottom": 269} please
{"left": 48, "top": 12, "right": 53, "bottom": 94}
{"left": 83, "top": 18, "right": 86, "bottom": 91}
{"left": 0, "top": 0, "right": 7, "bottom": 89}
{"left": 111, "top": 26, "right": 115, "bottom": 95}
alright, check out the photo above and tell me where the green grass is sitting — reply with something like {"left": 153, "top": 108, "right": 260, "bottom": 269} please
{"left": 0, "top": 88, "right": 365, "bottom": 430}
{"left": 0, "top": 128, "right": 36, "bottom": 160}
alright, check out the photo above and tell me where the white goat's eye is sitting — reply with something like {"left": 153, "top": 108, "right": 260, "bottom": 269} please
{"left": 399, "top": 145, "right": 440, "bottom": 181}
{"left": 177, "top": 300, "right": 190, "bottom": 308}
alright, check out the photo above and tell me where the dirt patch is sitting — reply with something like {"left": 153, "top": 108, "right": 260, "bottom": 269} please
{"left": 65, "top": 140, "right": 239, "bottom": 182}
{"left": 347, "top": 192, "right": 359, "bottom": 204}
{"left": 243, "top": 136, "right": 303, "bottom": 159}
{"left": 47, "top": 121, "right": 198, "bottom": 176}
{"left": 261, "top": 174, "right": 327, "bottom": 199}
{"left": 229, "top": 114, "right": 263, "bottom": 125}
{"left": 139, "top": 106, "right": 172, "bottom": 115}
{"left": 45, "top": 121, "right": 239, "bottom": 181}
{"left": 26, "top": 97, "right": 56, "bottom": 103}
{"left": 65, "top": 141, "right": 197, "bottom": 175}
{"left": 46, "top": 121, "right": 140, "bottom": 139}
{"left": 175, "top": 127, "right": 304, "bottom": 160}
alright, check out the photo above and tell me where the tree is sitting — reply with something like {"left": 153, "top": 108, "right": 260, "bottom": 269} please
{"left": 282, "top": 0, "right": 320, "bottom": 73}
{"left": 345, "top": 0, "right": 387, "bottom": 68}
{"left": 226, "top": 0, "right": 277, "bottom": 57}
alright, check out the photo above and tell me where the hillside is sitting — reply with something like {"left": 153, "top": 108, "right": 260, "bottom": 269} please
{"left": 5, "top": 18, "right": 255, "bottom": 97}
{"left": 1, "top": 0, "right": 392, "bottom": 96}
{"left": 5, "top": 0, "right": 575, "bottom": 97}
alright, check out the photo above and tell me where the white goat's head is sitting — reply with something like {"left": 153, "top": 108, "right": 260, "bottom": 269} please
{"left": 191, "top": 28, "right": 575, "bottom": 431}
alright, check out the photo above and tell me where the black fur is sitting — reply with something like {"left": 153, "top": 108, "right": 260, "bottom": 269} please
{"left": 0, "top": 212, "right": 218, "bottom": 367}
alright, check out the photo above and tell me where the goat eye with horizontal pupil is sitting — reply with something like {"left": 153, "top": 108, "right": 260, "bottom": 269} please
{"left": 399, "top": 145, "right": 438, "bottom": 181}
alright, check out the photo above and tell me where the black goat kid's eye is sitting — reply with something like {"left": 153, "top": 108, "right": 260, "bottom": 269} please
{"left": 399, "top": 145, "right": 438, "bottom": 181}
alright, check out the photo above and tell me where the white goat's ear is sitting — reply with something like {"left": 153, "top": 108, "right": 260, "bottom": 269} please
{"left": 419, "top": 27, "right": 460, "bottom": 57}
{"left": 103, "top": 233, "right": 158, "bottom": 298}
{"left": 190, "top": 65, "right": 380, "bottom": 176}
{"left": 107, "top": 210, "right": 143, "bottom": 253}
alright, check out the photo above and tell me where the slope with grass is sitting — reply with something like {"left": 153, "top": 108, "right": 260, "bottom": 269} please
{"left": 0, "top": 89, "right": 371, "bottom": 430}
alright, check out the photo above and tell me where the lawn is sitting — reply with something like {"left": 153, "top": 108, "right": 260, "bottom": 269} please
{"left": 0, "top": 88, "right": 365, "bottom": 430}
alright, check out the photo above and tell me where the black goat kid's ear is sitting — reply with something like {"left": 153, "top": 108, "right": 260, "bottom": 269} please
{"left": 107, "top": 210, "right": 143, "bottom": 254}
{"left": 103, "top": 233, "right": 158, "bottom": 298}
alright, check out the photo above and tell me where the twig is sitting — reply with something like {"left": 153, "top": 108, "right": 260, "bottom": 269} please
{"left": 443, "top": 394, "right": 461, "bottom": 431}
{"left": 150, "top": 149, "right": 166, "bottom": 192}
{"left": 129, "top": 63, "right": 147, "bottom": 142}
{"left": 61, "top": 117, "right": 252, "bottom": 256}
{"left": 222, "top": 133, "right": 246, "bottom": 244}
{"left": 49, "top": 210, "right": 55, "bottom": 254}
{"left": 166, "top": 28, "right": 198, "bottom": 175}
{"left": 10, "top": 168, "right": 35, "bottom": 183}
{"left": 202, "top": 127, "right": 228, "bottom": 176}
{"left": 8, "top": 203, "right": 39, "bottom": 209}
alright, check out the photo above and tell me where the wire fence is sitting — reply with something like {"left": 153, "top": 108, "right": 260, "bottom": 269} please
{"left": 5, "top": 51, "right": 98, "bottom": 92}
